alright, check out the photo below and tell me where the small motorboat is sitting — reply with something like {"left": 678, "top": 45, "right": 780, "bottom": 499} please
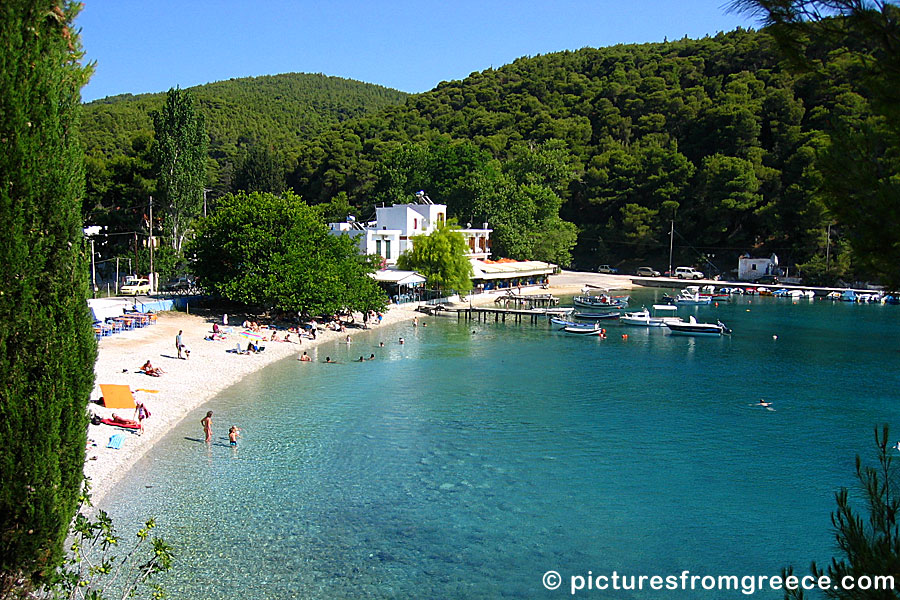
{"left": 620, "top": 304, "right": 684, "bottom": 327}
{"left": 562, "top": 324, "right": 605, "bottom": 335}
{"left": 666, "top": 316, "right": 731, "bottom": 337}
{"left": 671, "top": 287, "right": 712, "bottom": 305}
{"left": 550, "top": 316, "right": 586, "bottom": 327}
{"left": 573, "top": 289, "right": 629, "bottom": 309}
{"left": 571, "top": 310, "right": 621, "bottom": 320}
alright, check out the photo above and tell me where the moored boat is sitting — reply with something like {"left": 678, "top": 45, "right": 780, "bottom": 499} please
{"left": 620, "top": 304, "right": 684, "bottom": 327}
{"left": 562, "top": 324, "right": 605, "bottom": 335}
{"left": 671, "top": 286, "right": 712, "bottom": 305}
{"left": 666, "top": 315, "right": 731, "bottom": 336}
{"left": 573, "top": 290, "right": 629, "bottom": 309}
{"left": 571, "top": 310, "right": 621, "bottom": 320}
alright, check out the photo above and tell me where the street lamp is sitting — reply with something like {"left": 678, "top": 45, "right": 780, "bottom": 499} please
{"left": 83, "top": 225, "right": 103, "bottom": 298}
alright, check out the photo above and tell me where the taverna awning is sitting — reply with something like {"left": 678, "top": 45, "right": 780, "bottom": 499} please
{"left": 470, "top": 260, "right": 555, "bottom": 280}
{"left": 371, "top": 270, "right": 426, "bottom": 286}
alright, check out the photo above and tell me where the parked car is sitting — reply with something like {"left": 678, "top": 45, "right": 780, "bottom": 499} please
{"left": 597, "top": 265, "right": 618, "bottom": 274}
{"left": 755, "top": 275, "right": 780, "bottom": 285}
{"left": 120, "top": 277, "right": 150, "bottom": 295}
{"left": 636, "top": 266, "right": 660, "bottom": 277}
{"left": 162, "top": 276, "right": 194, "bottom": 292}
{"left": 674, "top": 266, "right": 704, "bottom": 280}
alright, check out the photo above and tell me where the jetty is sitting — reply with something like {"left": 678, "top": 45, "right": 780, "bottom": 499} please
{"left": 493, "top": 292, "right": 560, "bottom": 309}
{"left": 419, "top": 303, "right": 571, "bottom": 324}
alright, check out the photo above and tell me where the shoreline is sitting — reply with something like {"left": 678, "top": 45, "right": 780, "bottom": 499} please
{"left": 85, "top": 271, "right": 635, "bottom": 505}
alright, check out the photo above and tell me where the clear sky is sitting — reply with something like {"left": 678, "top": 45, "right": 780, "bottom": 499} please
{"left": 76, "top": 0, "right": 759, "bottom": 103}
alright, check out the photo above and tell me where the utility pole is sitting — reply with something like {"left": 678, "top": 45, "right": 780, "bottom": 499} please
{"left": 668, "top": 219, "right": 675, "bottom": 278}
{"left": 149, "top": 195, "right": 154, "bottom": 294}
{"left": 115, "top": 257, "right": 119, "bottom": 295}
{"left": 203, "top": 188, "right": 209, "bottom": 217}
{"left": 90, "top": 237, "right": 96, "bottom": 299}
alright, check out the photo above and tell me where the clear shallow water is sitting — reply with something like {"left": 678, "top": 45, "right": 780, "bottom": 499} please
{"left": 104, "top": 291, "right": 900, "bottom": 599}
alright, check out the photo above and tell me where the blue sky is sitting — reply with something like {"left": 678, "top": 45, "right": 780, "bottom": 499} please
{"left": 77, "top": 0, "right": 760, "bottom": 102}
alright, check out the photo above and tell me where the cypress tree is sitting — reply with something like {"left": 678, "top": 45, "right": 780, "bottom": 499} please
{"left": 0, "top": 0, "right": 96, "bottom": 592}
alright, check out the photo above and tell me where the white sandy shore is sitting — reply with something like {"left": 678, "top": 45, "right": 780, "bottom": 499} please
{"left": 85, "top": 271, "right": 635, "bottom": 505}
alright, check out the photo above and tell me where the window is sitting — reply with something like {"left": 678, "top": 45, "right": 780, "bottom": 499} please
{"left": 437, "top": 212, "right": 445, "bottom": 226}
{"left": 413, "top": 218, "right": 418, "bottom": 230}
{"left": 385, "top": 240, "right": 391, "bottom": 259}
{"left": 751, "top": 263, "right": 757, "bottom": 271}
{"left": 375, "top": 240, "right": 382, "bottom": 257}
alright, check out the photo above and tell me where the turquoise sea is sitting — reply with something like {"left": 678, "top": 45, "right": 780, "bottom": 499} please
{"left": 103, "top": 290, "right": 900, "bottom": 599}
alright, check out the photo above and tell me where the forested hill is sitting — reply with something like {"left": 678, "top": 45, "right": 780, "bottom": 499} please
{"left": 81, "top": 72, "right": 408, "bottom": 165}
{"left": 288, "top": 27, "right": 862, "bottom": 274}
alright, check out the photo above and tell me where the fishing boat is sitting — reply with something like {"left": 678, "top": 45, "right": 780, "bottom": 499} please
{"left": 571, "top": 310, "right": 621, "bottom": 320}
{"left": 666, "top": 316, "right": 731, "bottom": 337}
{"left": 572, "top": 289, "right": 629, "bottom": 309}
{"left": 620, "top": 304, "right": 684, "bottom": 327}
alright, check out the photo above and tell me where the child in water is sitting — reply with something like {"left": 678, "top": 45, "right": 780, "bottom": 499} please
{"left": 229, "top": 426, "right": 241, "bottom": 447}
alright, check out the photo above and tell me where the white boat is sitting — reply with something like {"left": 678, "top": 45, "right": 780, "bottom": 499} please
{"left": 672, "top": 286, "right": 712, "bottom": 305}
{"left": 562, "top": 324, "right": 605, "bottom": 336}
{"left": 666, "top": 315, "right": 731, "bottom": 337}
{"left": 620, "top": 304, "right": 684, "bottom": 327}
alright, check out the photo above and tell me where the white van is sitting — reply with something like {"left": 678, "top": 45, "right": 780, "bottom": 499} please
{"left": 674, "top": 267, "right": 704, "bottom": 280}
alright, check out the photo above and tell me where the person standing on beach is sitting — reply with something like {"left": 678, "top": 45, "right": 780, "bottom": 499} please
{"left": 201, "top": 411, "right": 213, "bottom": 443}
{"left": 134, "top": 401, "right": 150, "bottom": 435}
{"left": 176, "top": 330, "right": 184, "bottom": 359}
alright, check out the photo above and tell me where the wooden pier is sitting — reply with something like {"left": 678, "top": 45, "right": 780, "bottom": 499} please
{"left": 457, "top": 305, "right": 568, "bottom": 324}
{"left": 493, "top": 292, "right": 560, "bottom": 309}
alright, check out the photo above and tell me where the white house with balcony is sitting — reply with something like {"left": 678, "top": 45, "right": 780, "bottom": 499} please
{"left": 329, "top": 195, "right": 492, "bottom": 265}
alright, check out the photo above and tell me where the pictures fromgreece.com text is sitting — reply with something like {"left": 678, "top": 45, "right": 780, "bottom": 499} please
{"left": 541, "top": 569, "right": 895, "bottom": 596}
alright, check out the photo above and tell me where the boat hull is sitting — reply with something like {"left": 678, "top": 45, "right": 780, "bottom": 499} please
{"left": 666, "top": 326, "right": 723, "bottom": 336}
{"left": 573, "top": 295, "right": 629, "bottom": 309}
{"left": 572, "top": 311, "right": 621, "bottom": 320}
{"left": 562, "top": 326, "right": 604, "bottom": 335}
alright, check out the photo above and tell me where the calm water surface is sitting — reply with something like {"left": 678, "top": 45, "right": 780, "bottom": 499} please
{"left": 104, "top": 291, "right": 900, "bottom": 599}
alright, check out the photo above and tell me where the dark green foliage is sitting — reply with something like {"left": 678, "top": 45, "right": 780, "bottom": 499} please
{"left": 187, "top": 191, "right": 386, "bottom": 315}
{"left": 783, "top": 425, "right": 900, "bottom": 599}
{"left": 396, "top": 222, "right": 474, "bottom": 294}
{"left": 232, "top": 142, "right": 285, "bottom": 195}
{"left": 287, "top": 28, "right": 884, "bottom": 275}
{"left": 81, "top": 73, "right": 408, "bottom": 178}
{"left": 369, "top": 139, "right": 578, "bottom": 265}
{"left": 730, "top": 0, "right": 900, "bottom": 286}
{"left": 0, "top": 0, "right": 97, "bottom": 591}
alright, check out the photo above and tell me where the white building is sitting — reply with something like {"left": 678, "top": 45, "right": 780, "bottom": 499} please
{"left": 329, "top": 198, "right": 491, "bottom": 265}
{"left": 738, "top": 254, "right": 779, "bottom": 281}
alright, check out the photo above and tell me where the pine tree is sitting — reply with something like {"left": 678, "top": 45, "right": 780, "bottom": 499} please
{"left": 0, "top": 0, "right": 97, "bottom": 592}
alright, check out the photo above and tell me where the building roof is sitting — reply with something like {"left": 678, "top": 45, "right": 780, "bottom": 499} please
{"left": 470, "top": 260, "right": 555, "bottom": 280}
{"left": 371, "top": 270, "right": 427, "bottom": 286}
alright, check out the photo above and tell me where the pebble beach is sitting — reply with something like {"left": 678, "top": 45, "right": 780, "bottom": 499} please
{"left": 85, "top": 272, "right": 633, "bottom": 505}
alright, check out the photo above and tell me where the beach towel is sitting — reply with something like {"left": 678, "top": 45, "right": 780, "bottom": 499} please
{"left": 107, "top": 433, "right": 126, "bottom": 449}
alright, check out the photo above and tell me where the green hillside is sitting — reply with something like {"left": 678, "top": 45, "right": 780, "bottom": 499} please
{"left": 286, "top": 28, "right": 876, "bottom": 275}
{"left": 81, "top": 72, "right": 408, "bottom": 164}
{"left": 83, "top": 25, "right": 895, "bottom": 282}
